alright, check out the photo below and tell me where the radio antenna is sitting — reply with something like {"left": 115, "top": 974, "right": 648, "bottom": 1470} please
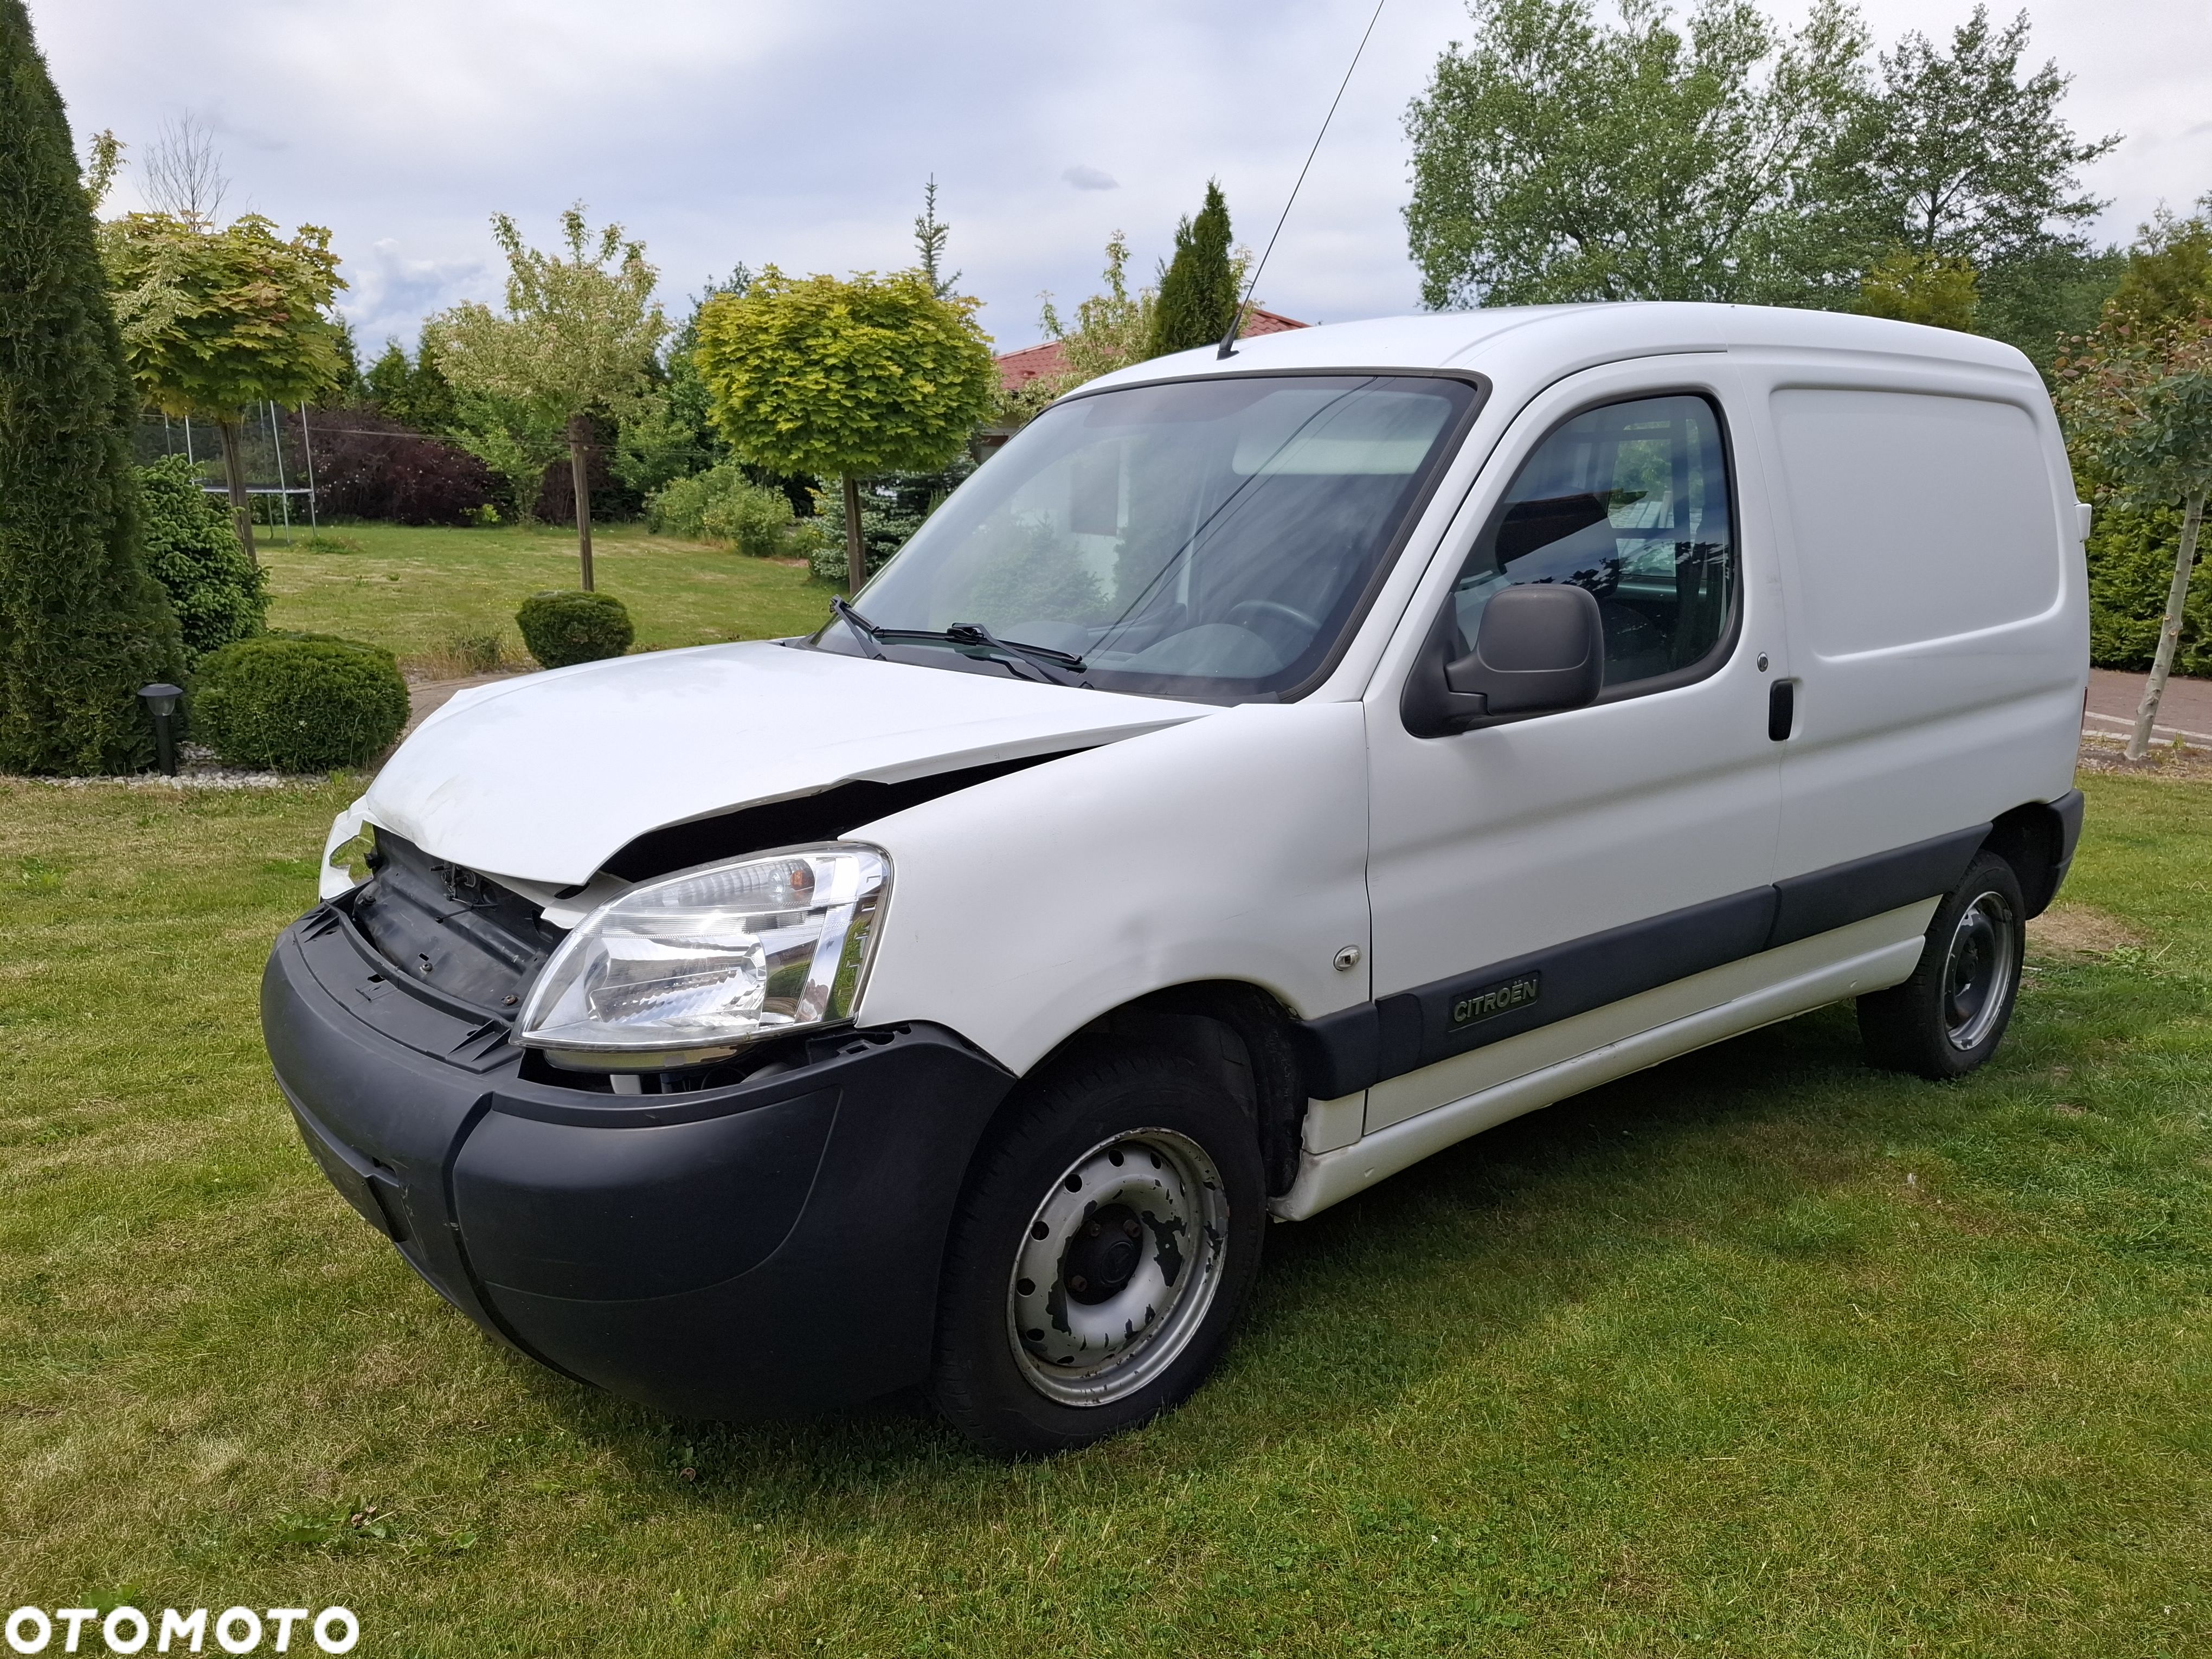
{"left": 1218, "top": 0, "right": 1388, "bottom": 360}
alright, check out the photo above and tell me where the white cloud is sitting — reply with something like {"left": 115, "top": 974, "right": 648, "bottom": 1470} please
{"left": 1063, "top": 165, "right": 1120, "bottom": 191}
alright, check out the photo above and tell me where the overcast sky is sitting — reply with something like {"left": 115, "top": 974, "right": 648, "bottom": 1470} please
{"left": 31, "top": 0, "right": 2212, "bottom": 359}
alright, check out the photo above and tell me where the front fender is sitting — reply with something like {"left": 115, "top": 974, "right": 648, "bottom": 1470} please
{"left": 852, "top": 701, "right": 1373, "bottom": 1077}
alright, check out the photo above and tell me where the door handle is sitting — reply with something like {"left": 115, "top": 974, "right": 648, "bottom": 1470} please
{"left": 1768, "top": 679, "right": 1796, "bottom": 742}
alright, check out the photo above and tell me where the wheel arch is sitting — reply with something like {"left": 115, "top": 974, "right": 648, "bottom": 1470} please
{"left": 1983, "top": 790, "right": 2084, "bottom": 919}
{"left": 961, "top": 980, "right": 1311, "bottom": 1201}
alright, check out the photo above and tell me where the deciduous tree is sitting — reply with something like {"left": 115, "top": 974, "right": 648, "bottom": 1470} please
{"left": 0, "top": 0, "right": 184, "bottom": 773}
{"left": 695, "top": 267, "right": 996, "bottom": 590}
{"left": 100, "top": 209, "right": 346, "bottom": 561}
{"left": 1404, "top": 0, "right": 1870, "bottom": 307}
{"left": 429, "top": 206, "right": 666, "bottom": 589}
{"left": 1847, "top": 8, "right": 2115, "bottom": 273}
{"left": 1856, "top": 248, "right": 1979, "bottom": 331}
{"left": 1035, "top": 232, "right": 1158, "bottom": 395}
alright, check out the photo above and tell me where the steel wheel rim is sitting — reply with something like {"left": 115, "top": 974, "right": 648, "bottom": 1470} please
{"left": 1943, "top": 891, "right": 2017, "bottom": 1051}
{"left": 1006, "top": 1128, "right": 1230, "bottom": 1407}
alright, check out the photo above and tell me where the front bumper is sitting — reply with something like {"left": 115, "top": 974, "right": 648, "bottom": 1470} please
{"left": 262, "top": 905, "right": 1015, "bottom": 1419}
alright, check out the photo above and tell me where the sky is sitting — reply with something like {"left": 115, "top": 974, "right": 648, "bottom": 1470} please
{"left": 31, "top": 0, "right": 2212, "bottom": 361}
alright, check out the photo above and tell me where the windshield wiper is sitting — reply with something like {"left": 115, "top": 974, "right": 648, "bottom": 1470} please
{"left": 829, "top": 595, "right": 889, "bottom": 660}
{"left": 830, "top": 598, "right": 1088, "bottom": 686}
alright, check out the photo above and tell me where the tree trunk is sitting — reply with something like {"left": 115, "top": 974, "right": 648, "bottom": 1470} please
{"left": 215, "top": 416, "right": 257, "bottom": 565}
{"left": 2127, "top": 487, "right": 2206, "bottom": 761}
{"left": 568, "top": 413, "right": 595, "bottom": 592}
{"left": 842, "top": 473, "right": 867, "bottom": 591}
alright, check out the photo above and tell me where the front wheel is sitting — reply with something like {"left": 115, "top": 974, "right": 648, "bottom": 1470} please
{"left": 1857, "top": 850, "right": 2025, "bottom": 1079}
{"left": 929, "top": 1048, "right": 1266, "bottom": 1456}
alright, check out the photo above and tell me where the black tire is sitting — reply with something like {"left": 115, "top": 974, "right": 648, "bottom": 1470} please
{"left": 929, "top": 1047, "right": 1266, "bottom": 1456}
{"left": 1857, "top": 850, "right": 2025, "bottom": 1080}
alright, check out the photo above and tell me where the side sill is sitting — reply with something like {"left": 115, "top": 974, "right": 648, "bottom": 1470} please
{"left": 1269, "top": 921, "right": 1927, "bottom": 1222}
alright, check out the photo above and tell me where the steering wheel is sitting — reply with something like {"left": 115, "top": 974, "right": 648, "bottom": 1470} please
{"left": 1224, "top": 599, "right": 1321, "bottom": 639}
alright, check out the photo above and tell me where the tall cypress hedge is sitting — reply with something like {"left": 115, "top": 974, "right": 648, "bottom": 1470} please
{"left": 0, "top": 0, "right": 183, "bottom": 774}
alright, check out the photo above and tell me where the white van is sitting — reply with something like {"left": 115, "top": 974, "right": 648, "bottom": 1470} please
{"left": 264, "top": 303, "right": 2087, "bottom": 1454}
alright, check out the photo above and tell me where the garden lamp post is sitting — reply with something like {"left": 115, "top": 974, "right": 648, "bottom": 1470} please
{"left": 138, "top": 683, "right": 184, "bottom": 776}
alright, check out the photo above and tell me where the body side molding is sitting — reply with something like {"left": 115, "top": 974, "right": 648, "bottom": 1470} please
{"left": 1295, "top": 822, "right": 1993, "bottom": 1097}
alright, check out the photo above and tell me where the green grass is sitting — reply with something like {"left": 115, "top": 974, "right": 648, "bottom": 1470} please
{"left": 3, "top": 771, "right": 2210, "bottom": 1655}
{"left": 258, "top": 522, "right": 834, "bottom": 672}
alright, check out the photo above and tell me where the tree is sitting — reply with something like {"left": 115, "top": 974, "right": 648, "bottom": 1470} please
{"left": 2104, "top": 199, "right": 2212, "bottom": 338}
{"left": 1148, "top": 181, "right": 1238, "bottom": 357}
{"left": 1036, "top": 232, "right": 1159, "bottom": 396}
{"left": 429, "top": 205, "right": 667, "bottom": 590}
{"left": 140, "top": 113, "right": 228, "bottom": 227}
{"left": 2057, "top": 323, "right": 2212, "bottom": 759}
{"left": 1404, "top": 0, "right": 1870, "bottom": 308}
{"left": 614, "top": 266, "right": 751, "bottom": 498}
{"left": 1856, "top": 248, "right": 1979, "bottom": 331}
{"left": 0, "top": 0, "right": 184, "bottom": 773}
{"left": 1844, "top": 7, "right": 2118, "bottom": 365}
{"left": 448, "top": 389, "right": 567, "bottom": 528}
{"left": 100, "top": 210, "right": 346, "bottom": 561}
{"left": 695, "top": 267, "right": 996, "bottom": 589}
{"left": 1848, "top": 8, "right": 2115, "bottom": 274}
{"left": 914, "top": 178, "right": 959, "bottom": 300}
{"left": 362, "top": 330, "right": 458, "bottom": 435}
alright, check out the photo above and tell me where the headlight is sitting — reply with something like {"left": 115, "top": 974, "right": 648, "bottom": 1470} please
{"left": 515, "top": 844, "right": 888, "bottom": 1070}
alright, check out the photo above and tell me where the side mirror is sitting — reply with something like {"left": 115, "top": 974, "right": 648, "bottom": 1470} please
{"left": 1402, "top": 583, "right": 1605, "bottom": 737}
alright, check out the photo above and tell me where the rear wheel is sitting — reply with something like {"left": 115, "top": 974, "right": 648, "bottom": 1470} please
{"left": 1857, "top": 850, "right": 2024, "bottom": 1079}
{"left": 929, "top": 1048, "right": 1265, "bottom": 1456}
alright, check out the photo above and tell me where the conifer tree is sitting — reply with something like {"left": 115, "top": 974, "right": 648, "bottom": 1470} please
{"left": 0, "top": 0, "right": 184, "bottom": 774}
{"left": 1148, "top": 181, "right": 1238, "bottom": 358}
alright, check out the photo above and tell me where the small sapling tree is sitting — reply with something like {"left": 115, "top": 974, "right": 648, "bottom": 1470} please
{"left": 2059, "top": 321, "right": 2212, "bottom": 758}
{"left": 430, "top": 207, "right": 667, "bottom": 590}
{"left": 695, "top": 267, "right": 996, "bottom": 590}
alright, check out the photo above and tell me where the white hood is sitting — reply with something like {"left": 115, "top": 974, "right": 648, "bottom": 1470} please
{"left": 361, "top": 641, "right": 1209, "bottom": 886}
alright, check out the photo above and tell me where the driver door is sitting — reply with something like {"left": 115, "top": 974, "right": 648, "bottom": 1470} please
{"left": 1362, "top": 358, "right": 1787, "bottom": 1132}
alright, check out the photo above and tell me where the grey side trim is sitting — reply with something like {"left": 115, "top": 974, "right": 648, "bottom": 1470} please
{"left": 1295, "top": 825, "right": 1989, "bottom": 1097}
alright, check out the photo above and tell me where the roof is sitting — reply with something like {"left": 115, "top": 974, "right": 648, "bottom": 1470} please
{"left": 996, "top": 307, "right": 1312, "bottom": 391}
{"left": 1081, "top": 302, "right": 2036, "bottom": 396}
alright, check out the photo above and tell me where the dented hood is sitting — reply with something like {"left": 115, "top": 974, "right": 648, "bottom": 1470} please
{"left": 361, "top": 640, "right": 1210, "bottom": 886}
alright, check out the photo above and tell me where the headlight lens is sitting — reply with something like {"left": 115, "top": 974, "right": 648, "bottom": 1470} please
{"left": 515, "top": 844, "right": 888, "bottom": 1069}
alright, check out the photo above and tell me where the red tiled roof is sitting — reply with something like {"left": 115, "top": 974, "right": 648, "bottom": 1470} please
{"left": 996, "top": 308, "right": 1311, "bottom": 390}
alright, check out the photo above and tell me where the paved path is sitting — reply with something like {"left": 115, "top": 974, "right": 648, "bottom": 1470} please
{"left": 2085, "top": 667, "right": 2212, "bottom": 746}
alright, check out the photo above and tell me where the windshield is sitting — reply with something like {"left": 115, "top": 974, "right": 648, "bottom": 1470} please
{"left": 811, "top": 373, "right": 1478, "bottom": 699}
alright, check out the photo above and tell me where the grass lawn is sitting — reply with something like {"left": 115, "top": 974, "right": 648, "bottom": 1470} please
{"left": 3, "top": 769, "right": 2210, "bottom": 1655}
{"left": 258, "top": 522, "right": 835, "bottom": 673}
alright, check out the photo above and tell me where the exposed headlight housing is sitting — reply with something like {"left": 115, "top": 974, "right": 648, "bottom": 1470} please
{"left": 515, "top": 844, "right": 889, "bottom": 1071}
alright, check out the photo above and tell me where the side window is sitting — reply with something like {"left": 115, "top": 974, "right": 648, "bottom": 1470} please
{"left": 1450, "top": 394, "right": 1736, "bottom": 691}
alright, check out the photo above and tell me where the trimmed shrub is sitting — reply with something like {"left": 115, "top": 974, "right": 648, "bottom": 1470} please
{"left": 137, "top": 455, "right": 266, "bottom": 659}
{"left": 517, "top": 590, "right": 633, "bottom": 668}
{"left": 304, "top": 408, "right": 494, "bottom": 525}
{"left": 646, "top": 461, "right": 796, "bottom": 556}
{"left": 191, "top": 635, "right": 409, "bottom": 770}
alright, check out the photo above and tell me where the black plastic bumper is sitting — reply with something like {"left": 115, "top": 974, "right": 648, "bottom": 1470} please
{"left": 262, "top": 906, "right": 1016, "bottom": 1419}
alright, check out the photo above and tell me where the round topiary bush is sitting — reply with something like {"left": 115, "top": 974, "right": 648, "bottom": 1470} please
{"left": 516, "top": 590, "right": 634, "bottom": 668}
{"left": 190, "top": 635, "right": 410, "bottom": 771}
